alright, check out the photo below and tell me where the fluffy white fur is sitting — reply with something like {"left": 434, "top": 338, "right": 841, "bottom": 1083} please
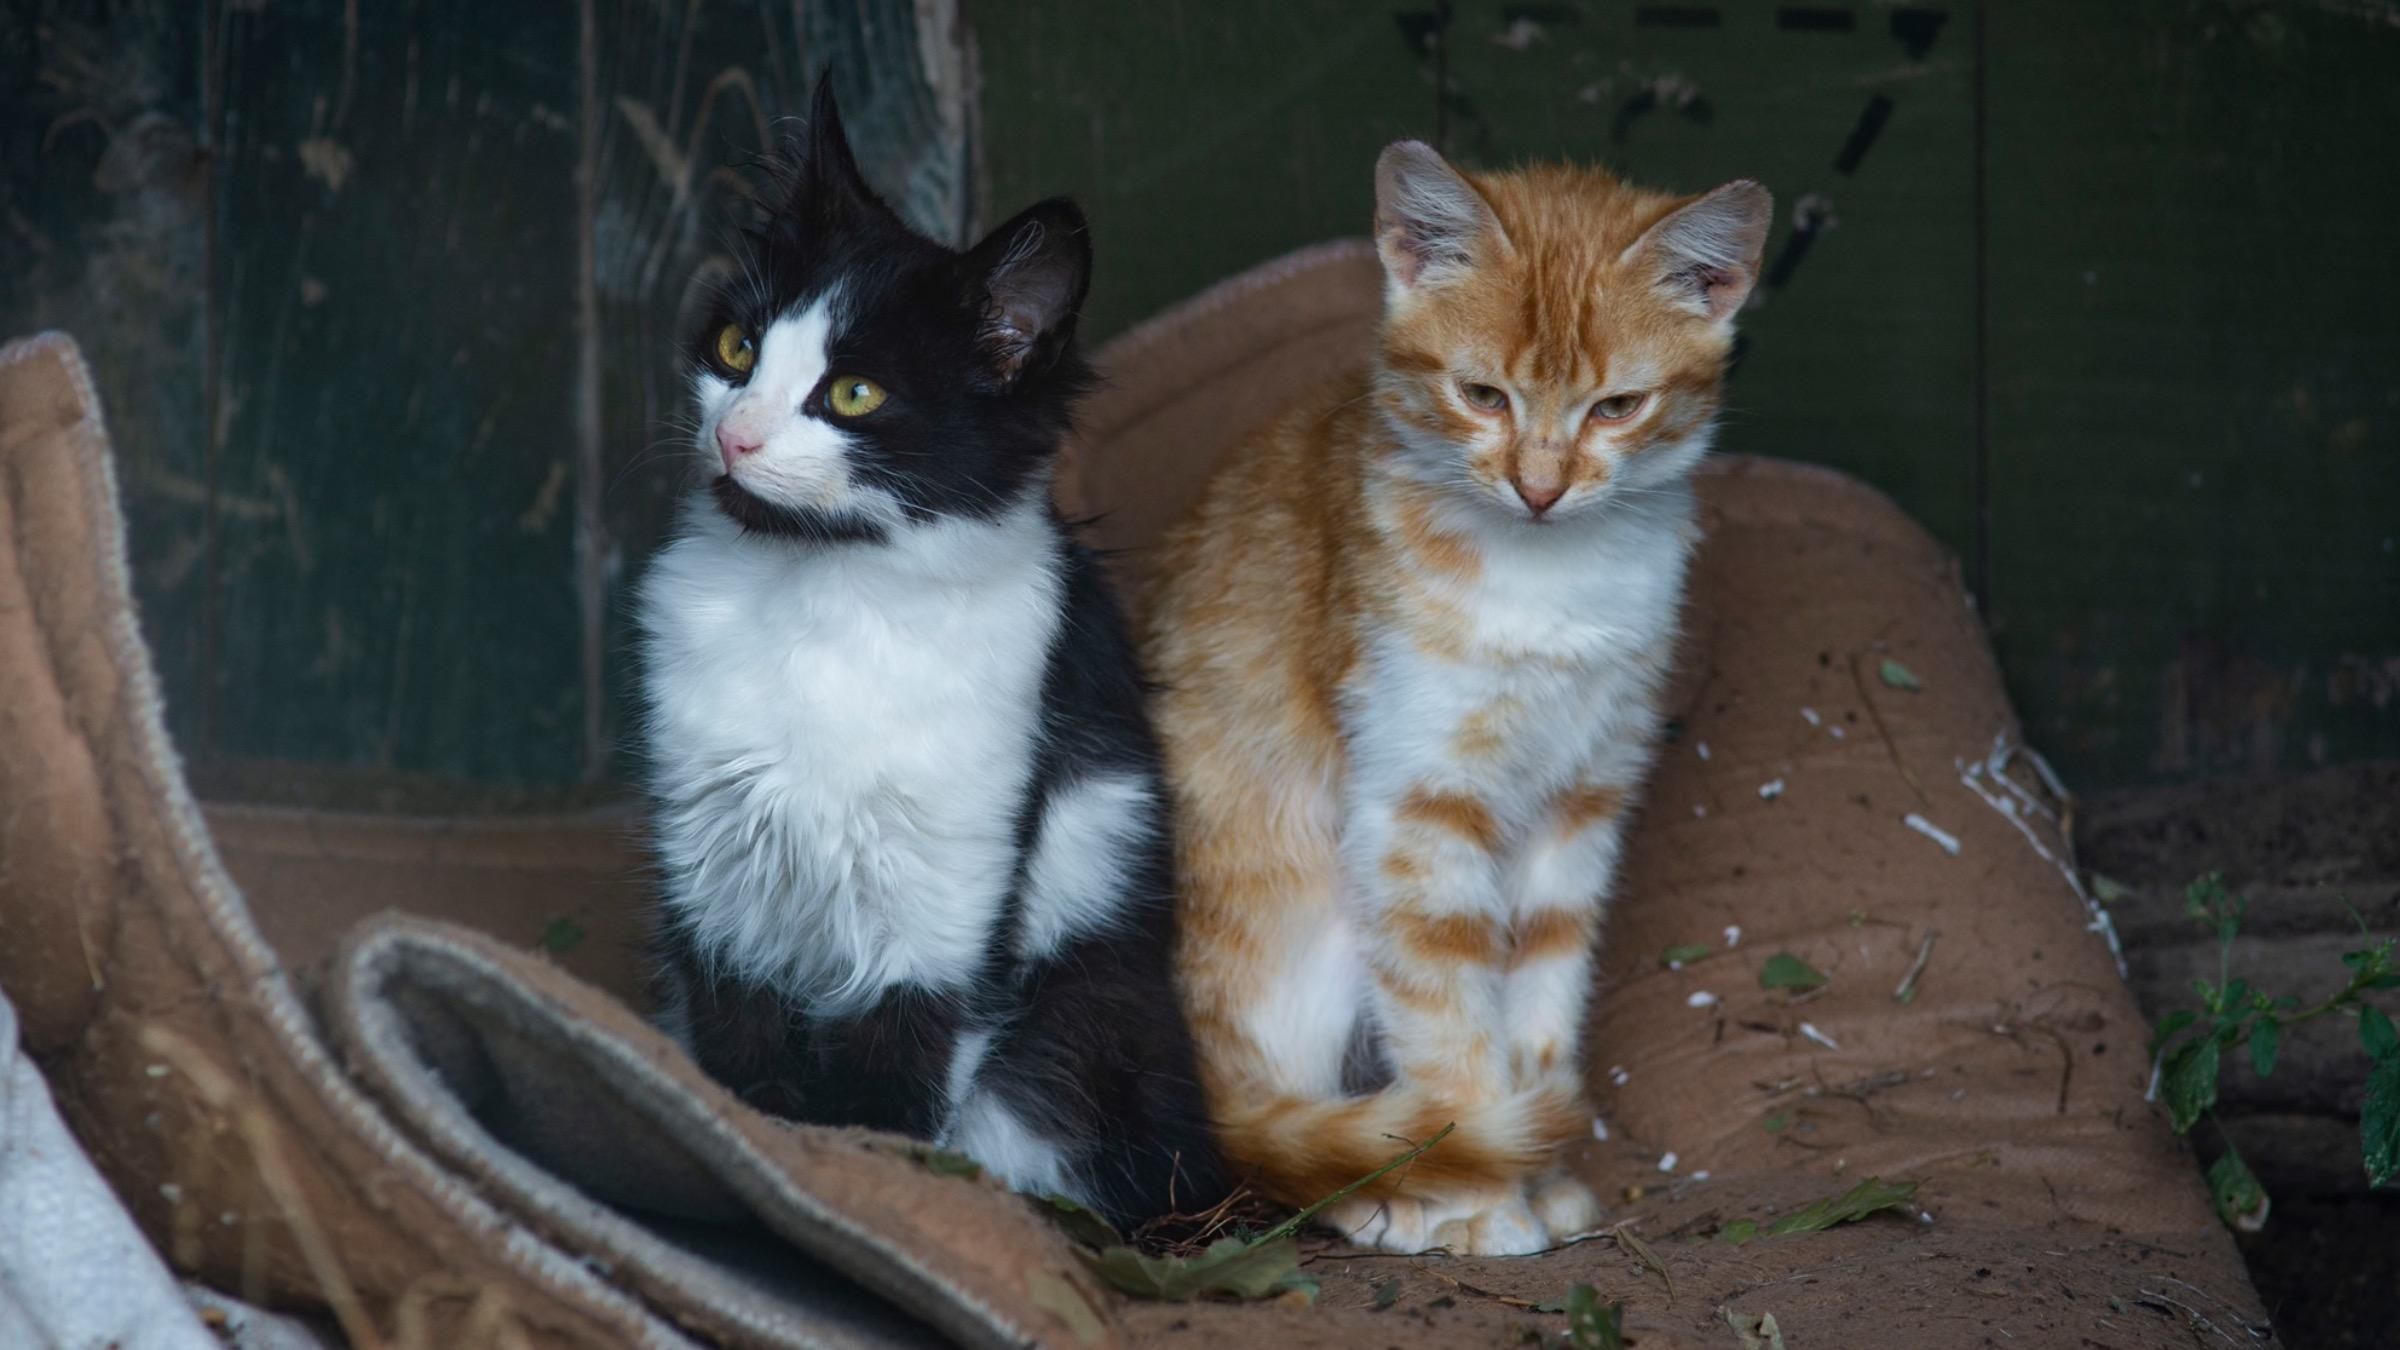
{"left": 640, "top": 303, "right": 1066, "bottom": 1018}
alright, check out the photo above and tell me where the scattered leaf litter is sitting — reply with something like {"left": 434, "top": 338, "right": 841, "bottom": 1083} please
{"left": 1893, "top": 929, "right": 1940, "bottom": 1004}
{"left": 1759, "top": 953, "right": 1828, "bottom": 991}
{"left": 1901, "top": 812, "right": 1961, "bottom": 855}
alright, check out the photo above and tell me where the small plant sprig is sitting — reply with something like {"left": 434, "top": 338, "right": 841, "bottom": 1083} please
{"left": 2149, "top": 873, "right": 2399, "bottom": 1230}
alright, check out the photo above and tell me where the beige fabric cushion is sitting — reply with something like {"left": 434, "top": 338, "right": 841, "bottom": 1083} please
{"left": 0, "top": 242, "right": 2275, "bottom": 1349}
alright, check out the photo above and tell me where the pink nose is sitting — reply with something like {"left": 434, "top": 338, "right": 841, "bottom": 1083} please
{"left": 715, "top": 422, "right": 762, "bottom": 473}
{"left": 1514, "top": 478, "right": 1565, "bottom": 516}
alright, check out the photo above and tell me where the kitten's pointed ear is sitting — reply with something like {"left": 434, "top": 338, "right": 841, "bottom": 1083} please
{"left": 1374, "top": 140, "right": 1507, "bottom": 292}
{"left": 1621, "top": 179, "right": 1773, "bottom": 324}
{"left": 963, "top": 199, "right": 1092, "bottom": 385}
{"left": 801, "top": 71, "right": 874, "bottom": 206}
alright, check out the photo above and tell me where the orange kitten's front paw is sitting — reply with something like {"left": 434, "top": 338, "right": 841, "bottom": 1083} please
{"left": 1429, "top": 1193, "right": 1549, "bottom": 1257}
{"left": 1530, "top": 1171, "right": 1605, "bottom": 1239}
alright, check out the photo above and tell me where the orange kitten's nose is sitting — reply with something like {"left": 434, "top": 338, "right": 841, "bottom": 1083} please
{"left": 1513, "top": 478, "right": 1565, "bottom": 516}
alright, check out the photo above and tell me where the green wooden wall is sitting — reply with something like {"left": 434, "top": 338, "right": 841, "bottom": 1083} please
{"left": 5, "top": 0, "right": 2394, "bottom": 801}
{"left": 983, "top": 0, "right": 2400, "bottom": 790}
{"left": 2, "top": 0, "right": 970, "bottom": 805}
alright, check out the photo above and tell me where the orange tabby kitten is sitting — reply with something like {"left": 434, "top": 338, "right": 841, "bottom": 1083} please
{"left": 1144, "top": 141, "right": 1769, "bottom": 1254}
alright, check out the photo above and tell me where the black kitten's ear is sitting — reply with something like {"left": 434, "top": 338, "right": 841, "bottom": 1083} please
{"left": 963, "top": 199, "right": 1091, "bottom": 385}
{"left": 800, "top": 70, "right": 874, "bottom": 207}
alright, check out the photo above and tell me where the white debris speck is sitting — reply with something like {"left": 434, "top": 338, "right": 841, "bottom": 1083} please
{"left": 1902, "top": 812, "right": 1961, "bottom": 855}
{"left": 144, "top": 1064, "right": 169, "bottom": 1078}
{"left": 1800, "top": 707, "right": 1822, "bottom": 726}
{"left": 1657, "top": 1151, "right": 1679, "bottom": 1173}
{"left": 1950, "top": 1089, "right": 1966, "bottom": 1101}
{"left": 1723, "top": 924, "right": 1743, "bottom": 948}
{"left": 1491, "top": 17, "right": 1546, "bottom": 49}
{"left": 1829, "top": 724, "right": 1846, "bottom": 739}
{"left": 1798, "top": 1022, "right": 1842, "bottom": 1051}
{"left": 159, "top": 1183, "right": 183, "bottom": 1203}
{"left": 1919, "top": 1211, "right": 1936, "bottom": 1226}
{"left": 1608, "top": 1065, "right": 1630, "bottom": 1087}
{"left": 1696, "top": 740, "right": 1711, "bottom": 760}
{"left": 1690, "top": 1170, "right": 1712, "bottom": 1182}
{"left": 1693, "top": 804, "right": 1709, "bottom": 818}
{"left": 1591, "top": 1116, "right": 1611, "bottom": 1141}
{"left": 1758, "top": 778, "right": 1786, "bottom": 800}
{"left": 1687, "top": 990, "right": 1720, "bottom": 1009}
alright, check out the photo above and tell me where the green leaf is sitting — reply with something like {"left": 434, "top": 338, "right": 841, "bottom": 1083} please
{"left": 2363, "top": 1006, "right": 2399, "bottom": 1063}
{"left": 1078, "top": 1235, "right": 1309, "bottom": 1303}
{"left": 2148, "top": 1010, "right": 2199, "bottom": 1058}
{"left": 2161, "top": 1039, "right": 2222, "bottom": 1134}
{"left": 2365, "top": 973, "right": 2400, "bottom": 991}
{"left": 2249, "top": 1017, "right": 2282, "bottom": 1078}
{"left": 2207, "top": 1151, "right": 2271, "bottom": 1232}
{"left": 2342, "top": 948, "right": 2377, "bottom": 972}
{"left": 1370, "top": 1278, "right": 1402, "bottom": 1311}
{"left": 1877, "top": 659, "right": 1922, "bottom": 691}
{"left": 1763, "top": 1111, "right": 1792, "bottom": 1134}
{"left": 2364, "top": 1057, "right": 2400, "bottom": 1190}
{"left": 916, "top": 1147, "right": 983, "bottom": 1180}
{"left": 1759, "top": 953, "right": 1828, "bottom": 991}
{"left": 1715, "top": 1219, "right": 1759, "bottom": 1245}
{"left": 2090, "top": 873, "right": 2134, "bottom": 905}
{"left": 539, "top": 917, "right": 585, "bottom": 953}
{"left": 1661, "top": 942, "right": 1713, "bottom": 968}
{"left": 1564, "top": 1284, "right": 1625, "bottom": 1350}
{"left": 2220, "top": 979, "right": 2251, "bottom": 1016}
{"left": 1761, "top": 1177, "right": 1918, "bottom": 1238}
{"left": 1040, "top": 1193, "right": 1123, "bottom": 1249}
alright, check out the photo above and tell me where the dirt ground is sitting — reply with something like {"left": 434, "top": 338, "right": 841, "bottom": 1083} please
{"left": 2076, "top": 761, "right": 2400, "bottom": 1349}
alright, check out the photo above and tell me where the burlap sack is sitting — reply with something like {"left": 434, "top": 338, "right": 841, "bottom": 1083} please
{"left": 0, "top": 240, "right": 2274, "bottom": 1349}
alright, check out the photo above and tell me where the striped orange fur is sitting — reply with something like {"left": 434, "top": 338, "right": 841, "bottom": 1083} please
{"left": 1146, "top": 141, "right": 1768, "bottom": 1254}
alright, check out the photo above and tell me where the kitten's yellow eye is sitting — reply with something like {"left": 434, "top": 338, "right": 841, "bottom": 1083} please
{"left": 1459, "top": 381, "right": 1508, "bottom": 411}
{"left": 1590, "top": 392, "right": 1649, "bottom": 422}
{"left": 714, "top": 324, "right": 755, "bottom": 375}
{"left": 826, "top": 376, "right": 887, "bottom": 418}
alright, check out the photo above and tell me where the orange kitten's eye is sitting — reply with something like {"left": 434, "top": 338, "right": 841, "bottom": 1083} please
{"left": 1458, "top": 381, "right": 1509, "bottom": 411}
{"left": 1590, "top": 392, "right": 1649, "bottom": 422}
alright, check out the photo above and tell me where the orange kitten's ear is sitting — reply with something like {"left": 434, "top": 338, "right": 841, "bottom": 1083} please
{"left": 1374, "top": 140, "right": 1507, "bottom": 292}
{"left": 1621, "top": 179, "right": 1773, "bottom": 324}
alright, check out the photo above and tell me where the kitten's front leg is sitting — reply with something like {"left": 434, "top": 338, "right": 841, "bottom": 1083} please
{"left": 1500, "top": 776, "right": 1632, "bottom": 1093}
{"left": 1346, "top": 774, "right": 1513, "bottom": 1103}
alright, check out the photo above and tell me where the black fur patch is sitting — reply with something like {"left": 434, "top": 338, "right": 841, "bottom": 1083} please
{"left": 647, "top": 74, "right": 1225, "bottom": 1230}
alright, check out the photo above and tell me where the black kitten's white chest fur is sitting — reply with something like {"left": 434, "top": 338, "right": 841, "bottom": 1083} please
{"left": 637, "top": 80, "right": 1220, "bottom": 1225}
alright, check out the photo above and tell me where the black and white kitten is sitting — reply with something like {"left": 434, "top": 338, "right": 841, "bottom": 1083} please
{"left": 637, "top": 79, "right": 1223, "bottom": 1227}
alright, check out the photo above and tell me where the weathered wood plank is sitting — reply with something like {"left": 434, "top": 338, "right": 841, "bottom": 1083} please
{"left": 206, "top": 0, "right": 589, "bottom": 785}
{"left": 0, "top": 0, "right": 210, "bottom": 750}
{"left": 976, "top": 0, "right": 1431, "bottom": 342}
{"left": 1985, "top": 0, "right": 2400, "bottom": 785}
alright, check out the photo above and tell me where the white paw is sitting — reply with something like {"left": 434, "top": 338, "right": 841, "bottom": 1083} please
{"left": 1323, "top": 1194, "right": 1437, "bottom": 1253}
{"left": 1530, "top": 1172, "right": 1604, "bottom": 1239}
{"left": 1429, "top": 1193, "right": 1550, "bottom": 1257}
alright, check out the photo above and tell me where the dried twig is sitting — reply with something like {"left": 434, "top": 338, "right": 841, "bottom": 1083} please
{"left": 1893, "top": 929, "right": 1940, "bottom": 1004}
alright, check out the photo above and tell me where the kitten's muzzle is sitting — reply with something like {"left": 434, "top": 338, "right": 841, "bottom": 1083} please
{"left": 716, "top": 421, "right": 763, "bottom": 475}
